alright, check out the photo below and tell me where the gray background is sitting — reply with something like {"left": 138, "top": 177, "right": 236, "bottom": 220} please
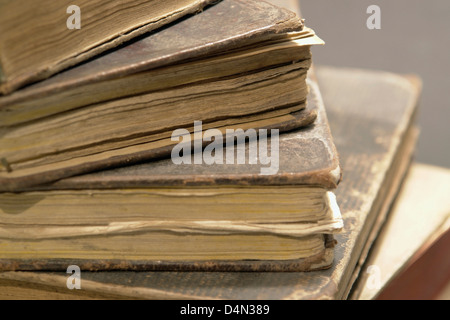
{"left": 299, "top": 0, "right": 449, "bottom": 168}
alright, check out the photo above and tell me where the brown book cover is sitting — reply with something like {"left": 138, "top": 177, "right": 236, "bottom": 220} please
{"left": 0, "top": 66, "right": 421, "bottom": 299}
{"left": 0, "top": 69, "right": 342, "bottom": 272}
{"left": 0, "top": 0, "right": 216, "bottom": 95}
{"left": 25, "top": 71, "right": 339, "bottom": 192}
{"left": 0, "top": 0, "right": 323, "bottom": 192}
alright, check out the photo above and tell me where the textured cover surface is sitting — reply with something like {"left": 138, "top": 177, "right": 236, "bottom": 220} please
{"left": 0, "top": 66, "right": 421, "bottom": 299}
{"left": 350, "top": 164, "right": 450, "bottom": 300}
{"left": 0, "top": 0, "right": 216, "bottom": 95}
{"left": 0, "top": 0, "right": 306, "bottom": 125}
{"left": 27, "top": 73, "right": 340, "bottom": 192}
{"left": 0, "top": 70, "right": 341, "bottom": 272}
{"left": 0, "top": 0, "right": 317, "bottom": 191}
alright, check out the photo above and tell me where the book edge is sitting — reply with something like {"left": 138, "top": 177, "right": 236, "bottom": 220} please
{"left": 0, "top": 0, "right": 217, "bottom": 95}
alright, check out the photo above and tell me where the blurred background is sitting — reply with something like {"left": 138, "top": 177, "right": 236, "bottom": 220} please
{"left": 299, "top": 0, "right": 449, "bottom": 169}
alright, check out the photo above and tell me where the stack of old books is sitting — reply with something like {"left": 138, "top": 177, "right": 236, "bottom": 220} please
{"left": 0, "top": 0, "right": 426, "bottom": 301}
{"left": 0, "top": 0, "right": 344, "bottom": 272}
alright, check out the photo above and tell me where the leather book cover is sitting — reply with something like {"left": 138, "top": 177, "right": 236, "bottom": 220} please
{"left": 350, "top": 163, "right": 450, "bottom": 300}
{"left": 0, "top": 0, "right": 216, "bottom": 95}
{"left": 0, "top": 0, "right": 306, "bottom": 125}
{"left": 29, "top": 72, "right": 340, "bottom": 192}
{"left": 0, "top": 70, "right": 342, "bottom": 272}
{"left": 0, "top": 0, "right": 322, "bottom": 192}
{"left": 0, "top": 66, "right": 421, "bottom": 299}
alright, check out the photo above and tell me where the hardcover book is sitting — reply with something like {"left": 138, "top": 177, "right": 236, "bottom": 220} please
{"left": 0, "top": 0, "right": 215, "bottom": 94}
{"left": 0, "top": 71, "right": 343, "bottom": 272}
{"left": 0, "top": 66, "right": 421, "bottom": 299}
{"left": 350, "top": 163, "right": 450, "bottom": 300}
{"left": 0, "top": 0, "right": 323, "bottom": 191}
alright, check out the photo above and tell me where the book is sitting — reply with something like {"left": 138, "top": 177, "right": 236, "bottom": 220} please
{"left": 0, "top": 0, "right": 215, "bottom": 95}
{"left": 349, "top": 163, "right": 450, "bottom": 300}
{"left": 0, "top": 69, "right": 343, "bottom": 272}
{"left": 0, "top": 65, "right": 421, "bottom": 300}
{"left": 0, "top": 0, "right": 323, "bottom": 192}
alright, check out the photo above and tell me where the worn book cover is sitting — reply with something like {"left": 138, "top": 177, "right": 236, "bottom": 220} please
{"left": 0, "top": 70, "right": 342, "bottom": 272}
{"left": 0, "top": 66, "right": 421, "bottom": 299}
{"left": 0, "top": 0, "right": 215, "bottom": 94}
{"left": 350, "top": 163, "right": 450, "bottom": 300}
{"left": 0, "top": 0, "right": 323, "bottom": 191}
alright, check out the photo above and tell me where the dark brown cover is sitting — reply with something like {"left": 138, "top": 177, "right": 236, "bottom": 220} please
{"left": 0, "top": 0, "right": 217, "bottom": 95}
{"left": 0, "top": 66, "right": 421, "bottom": 299}
{"left": 27, "top": 73, "right": 340, "bottom": 192}
{"left": 0, "top": 0, "right": 314, "bottom": 192}
{"left": 0, "top": 70, "right": 341, "bottom": 272}
{"left": 0, "top": 0, "right": 305, "bottom": 125}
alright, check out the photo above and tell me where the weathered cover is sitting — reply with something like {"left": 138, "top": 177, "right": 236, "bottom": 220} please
{"left": 350, "top": 163, "right": 450, "bottom": 300}
{"left": 0, "top": 66, "right": 421, "bottom": 299}
{"left": 26, "top": 72, "right": 340, "bottom": 192}
{"left": 0, "top": 70, "right": 341, "bottom": 272}
{"left": 0, "top": 0, "right": 319, "bottom": 192}
{"left": 0, "top": 0, "right": 306, "bottom": 126}
{"left": 0, "top": 0, "right": 216, "bottom": 95}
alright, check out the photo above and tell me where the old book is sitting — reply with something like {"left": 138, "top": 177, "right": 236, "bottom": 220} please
{"left": 0, "top": 0, "right": 215, "bottom": 95}
{"left": 0, "top": 70, "right": 343, "bottom": 272}
{"left": 0, "top": 66, "right": 421, "bottom": 299}
{"left": 0, "top": 0, "right": 323, "bottom": 192}
{"left": 349, "top": 163, "right": 450, "bottom": 300}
